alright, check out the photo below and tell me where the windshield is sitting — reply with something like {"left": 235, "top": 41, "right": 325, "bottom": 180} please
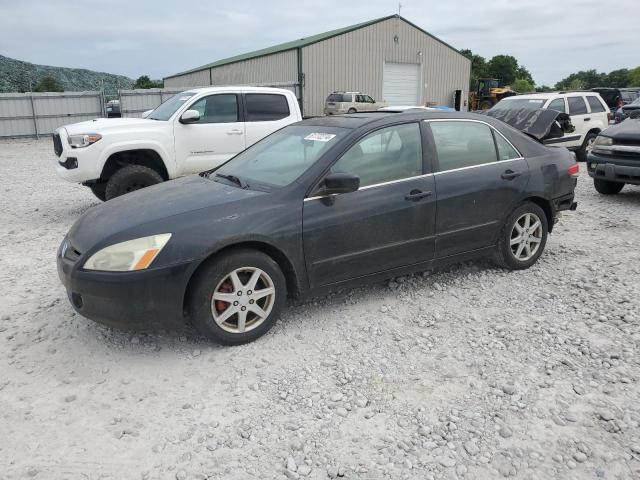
{"left": 491, "top": 98, "right": 547, "bottom": 111}
{"left": 627, "top": 97, "right": 640, "bottom": 107}
{"left": 148, "top": 92, "right": 196, "bottom": 120}
{"left": 213, "top": 125, "right": 349, "bottom": 188}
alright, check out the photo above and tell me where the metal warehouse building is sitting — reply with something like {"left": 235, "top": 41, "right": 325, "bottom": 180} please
{"left": 164, "top": 15, "right": 471, "bottom": 117}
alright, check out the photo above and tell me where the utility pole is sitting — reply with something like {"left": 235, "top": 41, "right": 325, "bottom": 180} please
{"left": 398, "top": 2, "right": 402, "bottom": 15}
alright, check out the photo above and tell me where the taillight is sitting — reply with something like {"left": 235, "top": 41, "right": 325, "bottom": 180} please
{"left": 568, "top": 163, "right": 579, "bottom": 178}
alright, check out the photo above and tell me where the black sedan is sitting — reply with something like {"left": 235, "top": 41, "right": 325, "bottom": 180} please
{"left": 58, "top": 111, "right": 578, "bottom": 344}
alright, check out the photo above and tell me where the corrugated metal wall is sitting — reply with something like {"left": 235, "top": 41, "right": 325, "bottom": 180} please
{"left": 0, "top": 91, "right": 102, "bottom": 138}
{"left": 301, "top": 17, "right": 471, "bottom": 116}
{"left": 163, "top": 69, "right": 210, "bottom": 88}
{"left": 209, "top": 50, "right": 298, "bottom": 85}
{"left": 118, "top": 88, "right": 188, "bottom": 118}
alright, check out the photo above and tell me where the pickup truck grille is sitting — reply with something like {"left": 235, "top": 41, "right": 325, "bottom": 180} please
{"left": 52, "top": 133, "right": 62, "bottom": 157}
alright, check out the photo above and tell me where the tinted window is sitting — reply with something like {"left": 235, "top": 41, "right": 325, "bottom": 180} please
{"left": 492, "top": 98, "right": 547, "bottom": 111}
{"left": 547, "top": 98, "right": 566, "bottom": 113}
{"left": 586, "top": 96, "right": 605, "bottom": 113}
{"left": 356, "top": 95, "right": 365, "bottom": 103}
{"left": 430, "top": 121, "right": 497, "bottom": 171}
{"left": 494, "top": 131, "right": 521, "bottom": 160}
{"left": 327, "top": 94, "right": 344, "bottom": 102}
{"left": 245, "top": 94, "right": 290, "bottom": 121}
{"left": 216, "top": 125, "right": 347, "bottom": 188}
{"left": 188, "top": 94, "right": 238, "bottom": 123}
{"left": 331, "top": 123, "right": 422, "bottom": 188}
{"left": 364, "top": 95, "right": 375, "bottom": 103}
{"left": 567, "top": 96, "right": 588, "bottom": 115}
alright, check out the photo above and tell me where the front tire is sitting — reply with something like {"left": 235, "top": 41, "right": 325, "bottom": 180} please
{"left": 495, "top": 202, "right": 548, "bottom": 270}
{"left": 187, "top": 249, "right": 286, "bottom": 345}
{"left": 576, "top": 132, "right": 597, "bottom": 162}
{"left": 594, "top": 179, "right": 624, "bottom": 195}
{"left": 104, "top": 164, "right": 163, "bottom": 200}
{"left": 88, "top": 182, "right": 107, "bottom": 201}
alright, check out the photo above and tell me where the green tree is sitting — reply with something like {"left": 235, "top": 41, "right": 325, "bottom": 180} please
{"left": 605, "top": 68, "right": 629, "bottom": 87}
{"left": 460, "top": 49, "right": 488, "bottom": 91}
{"left": 535, "top": 85, "right": 553, "bottom": 92}
{"left": 628, "top": 67, "right": 640, "bottom": 87}
{"left": 134, "top": 75, "right": 163, "bottom": 89}
{"left": 512, "top": 79, "right": 535, "bottom": 93}
{"left": 555, "top": 69, "right": 606, "bottom": 90}
{"left": 34, "top": 75, "right": 63, "bottom": 92}
{"left": 486, "top": 55, "right": 519, "bottom": 85}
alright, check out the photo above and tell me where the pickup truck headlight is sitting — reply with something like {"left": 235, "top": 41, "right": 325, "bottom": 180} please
{"left": 68, "top": 133, "right": 102, "bottom": 148}
{"left": 83, "top": 233, "right": 172, "bottom": 272}
{"left": 594, "top": 136, "right": 613, "bottom": 146}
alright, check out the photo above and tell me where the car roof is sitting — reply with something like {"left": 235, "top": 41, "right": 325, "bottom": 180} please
{"left": 503, "top": 92, "right": 602, "bottom": 101}
{"left": 184, "top": 86, "right": 294, "bottom": 95}
{"left": 298, "top": 111, "right": 497, "bottom": 129}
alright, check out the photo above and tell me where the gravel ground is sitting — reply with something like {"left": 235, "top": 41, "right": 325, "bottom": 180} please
{"left": 1, "top": 138, "right": 640, "bottom": 480}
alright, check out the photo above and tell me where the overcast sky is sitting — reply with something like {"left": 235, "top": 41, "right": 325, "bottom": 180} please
{"left": 1, "top": 0, "right": 638, "bottom": 86}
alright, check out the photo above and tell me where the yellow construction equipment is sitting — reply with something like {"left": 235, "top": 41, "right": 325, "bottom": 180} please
{"left": 469, "top": 78, "right": 517, "bottom": 110}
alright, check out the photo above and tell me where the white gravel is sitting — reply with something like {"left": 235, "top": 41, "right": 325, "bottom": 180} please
{"left": 1, "top": 138, "right": 640, "bottom": 480}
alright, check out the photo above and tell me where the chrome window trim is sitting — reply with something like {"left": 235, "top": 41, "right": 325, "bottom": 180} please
{"left": 432, "top": 157, "right": 524, "bottom": 175}
{"left": 423, "top": 118, "right": 525, "bottom": 168}
{"left": 304, "top": 173, "right": 434, "bottom": 202}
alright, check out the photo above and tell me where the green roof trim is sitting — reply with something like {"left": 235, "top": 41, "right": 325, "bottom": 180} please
{"left": 165, "top": 15, "right": 467, "bottom": 80}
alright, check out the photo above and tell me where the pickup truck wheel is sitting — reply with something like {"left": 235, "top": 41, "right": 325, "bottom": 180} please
{"left": 576, "top": 132, "right": 597, "bottom": 162}
{"left": 88, "top": 182, "right": 107, "bottom": 201}
{"left": 187, "top": 249, "right": 286, "bottom": 345}
{"left": 104, "top": 165, "right": 163, "bottom": 200}
{"left": 594, "top": 179, "right": 624, "bottom": 195}
{"left": 495, "top": 202, "right": 548, "bottom": 270}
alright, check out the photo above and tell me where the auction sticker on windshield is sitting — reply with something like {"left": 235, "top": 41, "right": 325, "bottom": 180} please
{"left": 304, "top": 133, "right": 336, "bottom": 142}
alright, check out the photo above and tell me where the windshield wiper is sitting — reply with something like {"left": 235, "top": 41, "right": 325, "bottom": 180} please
{"left": 214, "top": 172, "right": 248, "bottom": 189}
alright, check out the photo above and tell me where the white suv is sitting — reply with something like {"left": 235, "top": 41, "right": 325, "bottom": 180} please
{"left": 52, "top": 86, "right": 302, "bottom": 200}
{"left": 492, "top": 92, "right": 610, "bottom": 161}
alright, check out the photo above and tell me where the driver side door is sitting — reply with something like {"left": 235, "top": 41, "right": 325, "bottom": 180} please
{"left": 302, "top": 122, "right": 436, "bottom": 287}
{"left": 174, "top": 93, "right": 246, "bottom": 175}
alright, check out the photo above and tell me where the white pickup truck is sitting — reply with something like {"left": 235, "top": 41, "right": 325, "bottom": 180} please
{"left": 52, "top": 86, "right": 302, "bottom": 200}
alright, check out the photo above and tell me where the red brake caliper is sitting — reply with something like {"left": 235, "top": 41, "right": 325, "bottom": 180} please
{"left": 215, "top": 281, "right": 233, "bottom": 313}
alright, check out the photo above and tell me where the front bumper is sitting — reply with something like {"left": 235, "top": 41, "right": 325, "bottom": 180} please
{"left": 587, "top": 152, "right": 640, "bottom": 185}
{"left": 53, "top": 130, "right": 103, "bottom": 183}
{"left": 57, "top": 239, "right": 193, "bottom": 329}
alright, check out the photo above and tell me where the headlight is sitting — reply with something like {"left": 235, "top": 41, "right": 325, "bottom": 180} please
{"left": 68, "top": 133, "right": 102, "bottom": 148}
{"left": 594, "top": 136, "right": 613, "bottom": 146}
{"left": 83, "top": 233, "right": 171, "bottom": 271}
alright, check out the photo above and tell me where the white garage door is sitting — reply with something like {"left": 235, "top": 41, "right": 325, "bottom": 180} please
{"left": 383, "top": 62, "right": 421, "bottom": 105}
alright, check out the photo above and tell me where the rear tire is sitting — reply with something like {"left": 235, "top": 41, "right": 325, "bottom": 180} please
{"left": 495, "top": 202, "right": 548, "bottom": 270}
{"left": 347, "top": 108, "right": 357, "bottom": 114}
{"left": 88, "top": 182, "right": 107, "bottom": 201}
{"left": 479, "top": 100, "right": 493, "bottom": 110}
{"left": 187, "top": 249, "right": 286, "bottom": 345}
{"left": 594, "top": 179, "right": 624, "bottom": 195}
{"left": 104, "top": 165, "right": 163, "bottom": 200}
{"left": 576, "top": 131, "right": 597, "bottom": 162}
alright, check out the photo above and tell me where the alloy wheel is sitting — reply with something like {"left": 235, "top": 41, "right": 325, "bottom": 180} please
{"left": 210, "top": 267, "right": 276, "bottom": 333}
{"left": 585, "top": 136, "right": 596, "bottom": 154}
{"left": 510, "top": 213, "right": 543, "bottom": 261}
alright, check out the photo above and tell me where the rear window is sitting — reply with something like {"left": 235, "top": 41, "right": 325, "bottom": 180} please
{"left": 492, "top": 98, "right": 547, "bottom": 111}
{"left": 586, "top": 96, "right": 605, "bottom": 113}
{"left": 568, "top": 97, "right": 588, "bottom": 115}
{"left": 245, "top": 94, "right": 290, "bottom": 122}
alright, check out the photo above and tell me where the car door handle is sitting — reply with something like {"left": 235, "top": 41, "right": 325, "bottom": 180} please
{"left": 501, "top": 170, "right": 522, "bottom": 180}
{"left": 405, "top": 190, "right": 432, "bottom": 201}
{"left": 584, "top": 117, "right": 591, "bottom": 121}
{"left": 227, "top": 129, "right": 243, "bottom": 135}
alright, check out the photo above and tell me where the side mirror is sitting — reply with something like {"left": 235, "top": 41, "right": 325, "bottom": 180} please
{"left": 322, "top": 172, "right": 360, "bottom": 195}
{"left": 141, "top": 109, "right": 153, "bottom": 119}
{"left": 180, "top": 109, "right": 201, "bottom": 124}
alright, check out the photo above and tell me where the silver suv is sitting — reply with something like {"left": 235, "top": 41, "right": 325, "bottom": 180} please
{"left": 324, "top": 91, "right": 386, "bottom": 115}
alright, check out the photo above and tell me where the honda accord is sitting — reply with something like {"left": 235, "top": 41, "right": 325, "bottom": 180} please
{"left": 58, "top": 111, "right": 578, "bottom": 344}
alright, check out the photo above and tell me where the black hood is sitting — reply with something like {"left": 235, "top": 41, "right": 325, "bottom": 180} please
{"left": 603, "top": 118, "right": 640, "bottom": 143}
{"left": 68, "top": 175, "right": 267, "bottom": 253}
{"left": 483, "top": 108, "right": 575, "bottom": 142}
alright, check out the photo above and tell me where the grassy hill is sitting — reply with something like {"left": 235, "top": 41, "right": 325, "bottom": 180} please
{"left": 0, "top": 54, "right": 134, "bottom": 94}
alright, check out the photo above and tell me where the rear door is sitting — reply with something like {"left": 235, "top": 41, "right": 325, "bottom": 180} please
{"left": 302, "top": 122, "right": 436, "bottom": 287}
{"left": 567, "top": 96, "right": 590, "bottom": 146}
{"left": 243, "top": 93, "right": 297, "bottom": 147}
{"left": 427, "top": 120, "right": 529, "bottom": 258}
{"left": 173, "top": 93, "right": 245, "bottom": 175}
